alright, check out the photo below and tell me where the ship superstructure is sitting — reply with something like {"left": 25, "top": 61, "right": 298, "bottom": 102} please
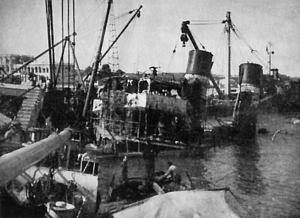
{"left": 92, "top": 59, "right": 212, "bottom": 154}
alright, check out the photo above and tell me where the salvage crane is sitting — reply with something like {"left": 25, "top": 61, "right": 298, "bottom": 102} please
{"left": 180, "top": 20, "right": 224, "bottom": 99}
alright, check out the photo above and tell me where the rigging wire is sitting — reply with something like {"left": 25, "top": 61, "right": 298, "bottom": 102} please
{"left": 229, "top": 31, "right": 246, "bottom": 76}
{"left": 76, "top": 0, "right": 105, "bottom": 31}
{"left": 76, "top": 14, "right": 126, "bottom": 38}
{"left": 231, "top": 22, "right": 268, "bottom": 68}
{"left": 75, "top": 11, "right": 134, "bottom": 42}
{"left": 75, "top": 24, "right": 105, "bottom": 43}
{"left": 88, "top": 27, "right": 104, "bottom": 67}
{"left": 194, "top": 37, "right": 206, "bottom": 50}
{"left": 187, "top": 26, "right": 206, "bottom": 50}
{"left": 187, "top": 18, "right": 269, "bottom": 75}
{"left": 190, "top": 22, "right": 224, "bottom": 26}
{"left": 75, "top": 1, "right": 141, "bottom": 70}
{"left": 104, "top": 8, "right": 139, "bottom": 72}
{"left": 121, "top": 16, "right": 138, "bottom": 70}
{"left": 188, "top": 20, "right": 224, "bottom": 25}
{"left": 77, "top": 8, "right": 135, "bottom": 34}
{"left": 234, "top": 33, "right": 246, "bottom": 66}
{"left": 213, "top": 26, "right": 226, "bottom": 62}
{"left": 231, "top": 50, "right": 239, "bottom": 76}
{"left": 166, "top": 30, "right": 181, "bottom": 72}
{"left": 114, "top": 9, "right": 136, "bottom": 21}
{"left": 132, "top": 14, "right": 142, "bottom": 72}
{"left": 88, "top": 3, "right": 107, "bottom": 67}
{"left": 76, "top": 22, "right": 106, "bottom": 34}
{"left": 76, "top": 3, "right": 133, "bottom": 35}
{"left": 211, "top": 27, "right": 227, "bottom": 76}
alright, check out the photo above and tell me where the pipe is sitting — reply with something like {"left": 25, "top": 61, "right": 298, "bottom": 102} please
{"left": 0, "top": 128, "right": 74, "bottom": 186}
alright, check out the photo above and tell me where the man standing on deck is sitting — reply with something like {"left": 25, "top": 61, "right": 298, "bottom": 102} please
{"left": 143, "top": 139, "right": 159, "bottom": 191}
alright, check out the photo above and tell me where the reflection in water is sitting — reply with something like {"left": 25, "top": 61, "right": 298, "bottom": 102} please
{"left": 233, "top": 141, "right": 265, "bottom": 197}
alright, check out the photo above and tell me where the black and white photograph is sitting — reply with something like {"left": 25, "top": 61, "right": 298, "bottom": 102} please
{"left": 0, "top": 0, "right": 299, "bottom": 217}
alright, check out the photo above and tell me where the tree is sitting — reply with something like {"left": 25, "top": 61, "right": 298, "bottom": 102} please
{"left": 98, "top": 64, "right": 112, "bottom": 79}
{"left": 83, "top": 66, "right": 93, "bottom": 77}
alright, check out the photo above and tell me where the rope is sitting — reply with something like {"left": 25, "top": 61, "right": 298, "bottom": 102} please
{"left": 231, "top": 22, "right": 268, "bottom": 68}
{"left": 115, "top": 9, "right": 136, "bottom": 21}
{"left": 210, "top": 26, "right": 226, "bottom": 75}
{"left": 233, "top": 32, "right": 246, "bottom": 69}
{"left": 76, "top": 0, "right": 106, "bottom": 31}
{"left": 166, "top": 31, "right": 181, "bottom": 72}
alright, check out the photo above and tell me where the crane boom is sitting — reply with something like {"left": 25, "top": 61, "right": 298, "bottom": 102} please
{"left": 181, "top": 21, "right": 224, "bottom": 99}
{"left": 181, "top": 21, "right": 199, "bottom": 50}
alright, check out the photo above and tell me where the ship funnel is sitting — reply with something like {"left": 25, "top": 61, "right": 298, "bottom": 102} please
{"left": 185, "top": 50, "right": 213, "bottom": 76}
{"left": 239, "top": 63, "right": 263, "bottom": 95}
{"left": 239, "top": 63, "right": 263, "bottom": 87}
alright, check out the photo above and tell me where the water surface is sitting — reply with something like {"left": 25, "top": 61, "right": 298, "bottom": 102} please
{"left": 99, "top": 113, "right": 300, "bottom": 217}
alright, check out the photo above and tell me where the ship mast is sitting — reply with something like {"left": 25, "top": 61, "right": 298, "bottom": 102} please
{"left": 267, "top": 41, "right": 274, "bottom": 75}
{"left": 82, "top": 3, "right": 143, "bottom": 118}
{"left": 82, "top": 0, "right": 113, "bottom": 117}
{"left": 225, "top": 11, "right": 232, "bottom": 99}
{"left": 45, "top": 0, "right": 56, "bottom": 83}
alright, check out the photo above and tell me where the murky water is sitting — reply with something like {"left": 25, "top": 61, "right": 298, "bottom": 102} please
{"left": 98, "top": 112, "right": 300, "bottom": 217}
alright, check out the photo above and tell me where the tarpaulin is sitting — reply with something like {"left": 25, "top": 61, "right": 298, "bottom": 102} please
{"left": 112, "top": 190, "right": 240, "bottom": 218}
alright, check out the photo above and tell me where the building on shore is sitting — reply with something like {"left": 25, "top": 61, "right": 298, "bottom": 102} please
{"left": 0, "top": 54, "right": 33, "bottom": 74}
{"left": 0, "top": 54, "right": 80, "bottom": 89}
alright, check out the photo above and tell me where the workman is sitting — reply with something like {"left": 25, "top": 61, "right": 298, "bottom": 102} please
{"left": 159, "top": 161, "right": 177, "bottom": 183}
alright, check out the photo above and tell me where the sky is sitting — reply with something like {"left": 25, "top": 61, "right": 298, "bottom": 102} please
{"left": 0, "top": 0, "right": 299, "bottom": 77}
